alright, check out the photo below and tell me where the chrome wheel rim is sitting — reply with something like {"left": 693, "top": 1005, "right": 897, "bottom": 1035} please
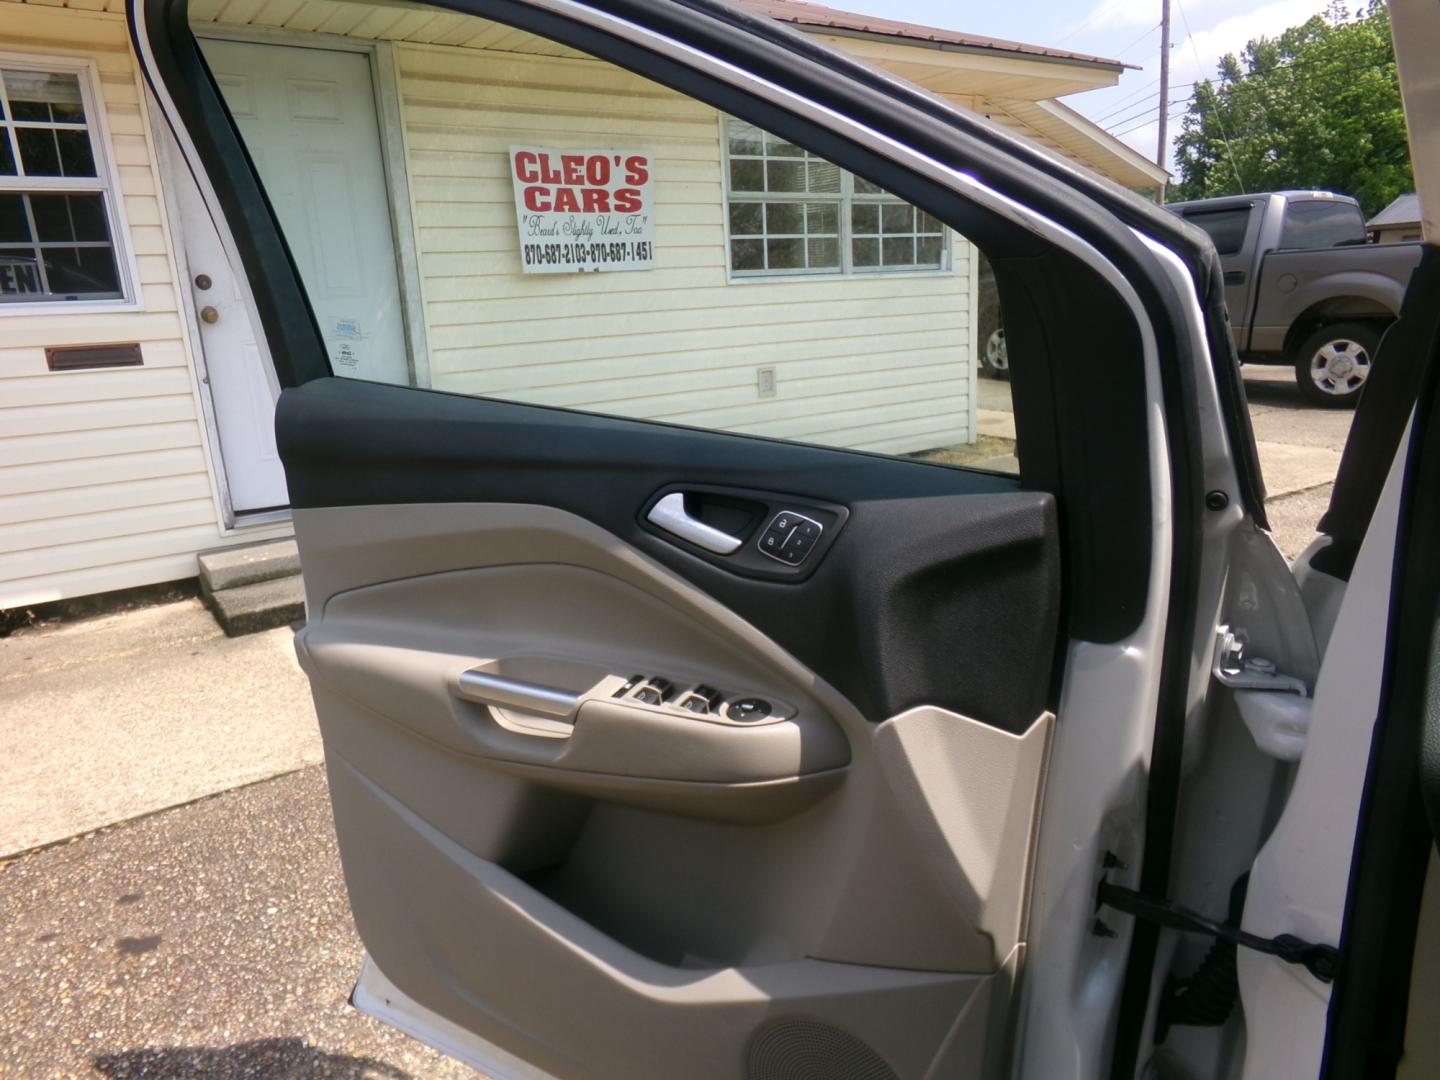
{"left": 985, "top": 328, "right": 1008, "bottom": 371}
{"left": 1308, "top": 338, "right": 1371, "bottom": 396}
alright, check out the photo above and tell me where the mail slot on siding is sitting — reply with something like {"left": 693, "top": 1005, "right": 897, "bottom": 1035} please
{"left": 45, "top": 344, "right": 143, "bottom": 372}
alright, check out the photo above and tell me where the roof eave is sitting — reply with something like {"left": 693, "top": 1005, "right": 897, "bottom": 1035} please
{"left": 785, "top": 23, "right": 1136, "bottom": 73}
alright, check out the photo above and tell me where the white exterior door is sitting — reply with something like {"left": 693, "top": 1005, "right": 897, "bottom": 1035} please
{"left": 172, "top": 162, "right": 289, "bottom": 513}
{"left": 200, "top": 39, "right": 410, "bottom": 386}
{"left": 174, "top": 38, "right": 411, "bottom": 513}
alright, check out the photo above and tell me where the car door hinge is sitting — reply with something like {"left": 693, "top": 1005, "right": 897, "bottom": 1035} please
{"left": 1213, "top": 625, "right": 1314, "bottom": 760}
{"left": 1096, "top": 880, "right": 1339, "bottom": 983}
{"left": 1213, "top": 625, "right": 1307, "bottom": 695}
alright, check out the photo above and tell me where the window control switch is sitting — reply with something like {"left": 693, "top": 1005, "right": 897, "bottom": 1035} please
{"left": 758, "top": 511, "right": 823, "bottom": 566}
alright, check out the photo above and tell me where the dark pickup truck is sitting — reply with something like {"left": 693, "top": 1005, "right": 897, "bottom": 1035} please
{"left": 1166, "top": 191, "right": 1423, "bottom": 405}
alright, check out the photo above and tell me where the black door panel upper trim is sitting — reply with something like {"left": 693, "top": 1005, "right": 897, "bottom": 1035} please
{"left": 278, "top": 378, "right": 1060, "bottom": 733}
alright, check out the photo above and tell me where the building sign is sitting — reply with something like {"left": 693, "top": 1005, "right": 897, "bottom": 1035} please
{"left": 509, "top": 146, "right": 654, "bottom": 273}
{"left": 0, "top": 256, "right": 42, "bottom": 297}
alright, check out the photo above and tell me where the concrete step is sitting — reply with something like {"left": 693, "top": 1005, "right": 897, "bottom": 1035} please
{"left": 205, "top": 574, "right": 306, "bottom": 638}
{"left": 198, "top": 539, "right": 300, "bottom": 595}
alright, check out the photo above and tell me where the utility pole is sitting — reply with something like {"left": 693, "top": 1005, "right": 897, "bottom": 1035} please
{"left": 1155, "top": 0, "right": 1172, "bottom": 204}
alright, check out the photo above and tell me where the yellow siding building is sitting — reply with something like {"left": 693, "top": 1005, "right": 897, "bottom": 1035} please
{"left": 0, "top": 0, "right": 1165, "bottom": 610}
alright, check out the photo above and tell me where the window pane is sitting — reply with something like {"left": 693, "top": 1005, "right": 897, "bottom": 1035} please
{"left": 882, "top": 236, "right": 914, "bottom": 265}
{"left": 1181, "top": 206, "right": 1250, "bottom": 255}
{"left": 0, "top": 134, "right": 15, "bottom": 177}
{"left": 0, "top": 194, "right": 31, "bottom": 244}
{"left": 1278, "top": 199, "right": 1366, "bottom": 249}
{"left": 731, "top": 238, "right": 764, "bottom": 271}
{"left": 807, "top": 237, "right": 839, "bottom": 269}
{"left": 193, "top": 4, "right": 1014, "bottom": 473}
{"left": 55, "top": 129, "right": 96, "bottom": 177}
{"left": 14, "top": 127, "right": 94, "bottom": 177}
{"left": 765, "top": 201, "right": 804, "bottom": 235}
{"left": 729, "top": 158, "right": 764, "bottom": 192}
{"left": 15, "top": 128, "right": 60, "bottom": 175}
{"left": 805, "top": 202, "right": 837, "bottom": 234}
{"left": 765, "top": 160, "right": 805, "bottom": 193}
{"left": 764, "top": 132, "right": 804, "bottom": 158}
{"left": 767, "top": 237, "right": 804, "bottom": 269}
{"left": 807, "top": 160, "right": 841, "bottom": 193}
{"left": 43, "top": 244, "right": 120, "bottom": 296}
{"left": 852, "top": 236, "right": 879, "bottom": 267}
{"left": 726, "top": 120, "right": 764, "bottom": 156}
{"left": 881, "top": 202, "right": 913, "bottom": 233}
{"left": 729, "top": 201, "right": 763, "bottom": 236}
{"left": 31, "top": 193, "right": 108, "bottom": 242}
{"left": 4, "top": 70, "right": 85, "bottom": 124}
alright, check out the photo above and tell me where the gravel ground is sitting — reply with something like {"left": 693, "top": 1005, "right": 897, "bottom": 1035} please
{"left": 0, "top": 766, "right": 480, "bottom": 1080}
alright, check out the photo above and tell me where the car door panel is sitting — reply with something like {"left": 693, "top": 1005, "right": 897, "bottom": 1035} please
{"left": 294, "top": 510, "right": 1052, "bottom": 1080}
{"left": 279, "top": 377, "right": 1061, "bottom": 735}
{"left": 278, "top": 374, "right": 1059, "bottom": 1077}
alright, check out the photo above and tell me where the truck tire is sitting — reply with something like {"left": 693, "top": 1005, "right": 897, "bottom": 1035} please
{"left": 1292, "top": 321, "right": 1380, "bottom": 408}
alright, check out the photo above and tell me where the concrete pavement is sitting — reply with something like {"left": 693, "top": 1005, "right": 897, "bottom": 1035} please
{"left": 0, "top": 598, "right": 319, "bottom": 857}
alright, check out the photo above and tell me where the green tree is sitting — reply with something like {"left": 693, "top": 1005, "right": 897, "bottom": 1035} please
{"left": 1171, "top": 1, "right": 1412, "bottom": 215}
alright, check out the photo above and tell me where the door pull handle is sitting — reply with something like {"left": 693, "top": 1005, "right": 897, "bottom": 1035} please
{"left": 455, "top": 670, "right": 582, "bottom": 721}
{"left": 646, "top": 492, "right": 743, "bottom": 555}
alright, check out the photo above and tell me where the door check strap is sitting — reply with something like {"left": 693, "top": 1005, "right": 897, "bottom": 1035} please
{"left": 1096, "top": 879, "right": 1340, "bottom": 983}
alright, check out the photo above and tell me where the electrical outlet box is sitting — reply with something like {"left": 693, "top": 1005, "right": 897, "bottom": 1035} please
{"left": 756, "top": 366, "right": 777, "bottom": 398}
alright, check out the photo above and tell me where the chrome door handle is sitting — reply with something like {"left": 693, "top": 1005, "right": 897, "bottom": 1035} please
{"left": 455, "top": 670, "right": 581, "bottom": 720}
{"left": 646, "top": 492, "right": 742, "bottom": 555}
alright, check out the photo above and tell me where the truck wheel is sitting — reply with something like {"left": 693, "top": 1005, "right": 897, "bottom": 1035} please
{"left": 1292, "top": 322, "right": 1379, "bottom": 408}
{"left": 980, "top": 327, "right": 1009, "bottom": 380}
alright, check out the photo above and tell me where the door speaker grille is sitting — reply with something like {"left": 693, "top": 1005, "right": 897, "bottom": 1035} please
{"left": 744, "top": 1018, "right": 899, "bottom": 1080}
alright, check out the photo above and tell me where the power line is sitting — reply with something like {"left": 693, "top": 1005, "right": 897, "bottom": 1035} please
{"left": 1113, "top": 109, "right": 1188, "bottom": 140}
{"left": 1115, "top": 22, "right": 1162, "bottom": 58}
{"left": 1094, "top": 90, "right": 1159, "bottom": 126}
{"left": 1092, "top": 79, "right": 1161, "bottom": 123}
{"left": 1102, "top": 95, "right": 1192, "bottom": 135}
{"left": 1175, "top": 0, "right": 1246, "bottom": 192}
{"left": 1055, "top": 0, "right": 1135, "bottom": 46}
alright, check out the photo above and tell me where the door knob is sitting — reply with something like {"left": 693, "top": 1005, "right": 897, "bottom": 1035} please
{"left": 194, "top": 273, "right": 212, "bottom": 290}
{"left": 200, "top": 306, "right": 219, "bottom": 324}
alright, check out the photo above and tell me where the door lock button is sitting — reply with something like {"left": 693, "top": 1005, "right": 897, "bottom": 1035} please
{"left": 758, "top": 511, "right": 823, "bottom": 566}
{"left": 725, "top": 697, "right": 772, "bottom": 722}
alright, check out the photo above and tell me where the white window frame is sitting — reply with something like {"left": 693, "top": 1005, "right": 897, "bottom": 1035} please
{"left": 719, "top": 114, "right": 953, "bottom": 283}
{"left": 0, "top": 52, "right": 141, "bottom": 316}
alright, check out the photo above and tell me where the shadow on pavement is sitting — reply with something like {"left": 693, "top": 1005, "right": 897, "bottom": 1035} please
{"left": 1242, "top": 373, "right": 1306, "bottom": 407}
{"left": 93, "top": 1038, "right": 414, "bottom": 1078}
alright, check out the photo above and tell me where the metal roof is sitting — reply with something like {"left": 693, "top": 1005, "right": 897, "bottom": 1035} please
{"left": 1367, "top": 192, "right": 1421, "bottom": 228}
{"left": 735, "top": 0, "right": 1134, "bottom": 70}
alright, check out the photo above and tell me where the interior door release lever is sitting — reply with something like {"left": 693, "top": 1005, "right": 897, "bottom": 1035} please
{"left": 646, "top": 492, "right": 742, "bottom": 555}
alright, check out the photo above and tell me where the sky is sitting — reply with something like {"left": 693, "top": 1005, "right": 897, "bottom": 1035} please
{"left": 821, "top": 0, "right": 1342, "bottom": 175}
